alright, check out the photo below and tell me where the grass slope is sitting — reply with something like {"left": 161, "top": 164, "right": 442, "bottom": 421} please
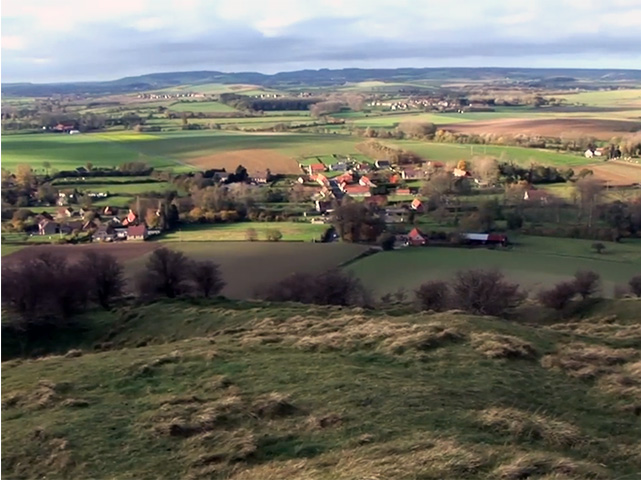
{"left": 3, "top": 299, "right": 641, "bottom": 479}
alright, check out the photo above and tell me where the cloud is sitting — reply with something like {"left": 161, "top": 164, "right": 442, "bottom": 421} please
{"left": 1, "top": 0, "right": 640, "bottom": 82}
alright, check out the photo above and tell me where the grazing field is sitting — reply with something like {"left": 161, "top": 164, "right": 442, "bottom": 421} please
{"left": 160, "top": 222, "right": 328, "bottom": 242}
{"left": 444, "top": 117, "right": 641, "bottom": 141}
{"left": 187, "top": 148, "right": 300, "bottom": 173}
{"left": 0, "top": 133, "right": 187, "bottom": 172}
{"left": 0, "top": 244, "right": 24, "bottom": 256}
{"left": 348, "top": 236, "right": 641, "bottom": 297}
{"left": 387, "top": 140, "right": 590, "bottom": 167}
{"left": 168, "top": 101, "right": 238, "bottom": 113}
{"left": 54, "top": 181, "right": 176, "bottom": 194}
{"left": 589, "top": 160, "right": 641, "bottom": 186}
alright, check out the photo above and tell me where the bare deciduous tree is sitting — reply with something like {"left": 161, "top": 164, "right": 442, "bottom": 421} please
{"left": 451, "top": 269, "right": 524, "bottom": 316}
{"left": 189, "top": 260, "right": 225, "bottom": 298}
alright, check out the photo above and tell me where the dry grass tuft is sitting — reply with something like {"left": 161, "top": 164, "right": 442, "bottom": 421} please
{"left": 61, "top": 398, "right": 90, "bottom": 408}
{"left": 598, "top": 360, "right": 641, "bottom": 402}
{"left": 64, "top": 349, "right": 83, "bottom": 358}
{"left": 306, "top": 413, "right": 343, "bottom": 430}
{"left": 23, "top": 380, "right": 74, "bottom": 409}
{"left": 541, "top": 343, "right": 637, "bottom": 379}
{"left": 251, "top": 393, "right": 298, "bottom": 419}
{"left": 478, "top": 407, "right": 583, "bottom": 447}
{"left": 240, "top": 314, "right": 465, "bottom": 356}
{"left": 493, "top": 453, "right": 605, "bottom": 479}
{"left": 549, "top": 317, "right": 641, "bottom": 343}
{"left": 471, "top": 333, "right": 538, "bottom": 360}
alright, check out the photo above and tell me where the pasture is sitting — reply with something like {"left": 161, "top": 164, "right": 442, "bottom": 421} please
{"left": 168, "top": 101, "right": 238, "bottom": 113}
{"left": 387, "top": 140, "right": 591, "bottom": 167}
{"left": 348, "top": 236, "right": 641, "bottom": 297}
{"left": 160, "top": 222, "right": 327, "bottom": 242}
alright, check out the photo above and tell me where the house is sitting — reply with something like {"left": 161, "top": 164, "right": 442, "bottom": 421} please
{"left": 60, "top": 221, "right": 84, "bottom": 234}
{"left": 93, "top": 224, "right": 116, "bottom": 242}
{"left": 335, "top": 172, "right": 353, "bottom": 185}
{"left": 427, "top": 161, "right": 445, "bottom": 169}
{"left": 524, "top": 189, "right": 555, "bottom": 205}
{"left": 114, "top": 227, "right": 128, "bottom": 239}
{"left": 390, "top": 174, "right": 400, "bottom": 184}
{"left": 127, "top": 224, "right": 148, "bottom": 241}
{"left": 315, "top": 200, "right": 333, "bottom": 213}
{"left": 453, "top": 167, "right": 471, "bottom": 178}
{"left": 297, "top": 176, "right": 306, "bottom": 184}
{"left": 122, "top": 209, "right": 138, "bottom": 226}
{"left": 359, "top": 176, "right": 376, "bottom": 187}
{"left": 251, "top": 172, "right": 268, "bottom": 184}
{"left": 103, "top": 206, "right": 116, "bottom": 216}
{"left": 396, "top": 188, "right": 411, "bottom": 196}
{"left": 38, "top": 219, "right": 60, "bottom": 235}
{"left": 313, "top": 173, "right": 330, "bottom": 187}
{"left": 384, "top": 207, "right": 408, "bottom": 223}
{"left": 584, "top": 148, "right": 602, "bottom": 158}
{"left": 330, "top": 162, "right": 348, "bottom": 172}
{"left": 57, "top": 207, "right": 75, "bottom": 218}
{"left": 307, "top": 163, "right": 326, "bottom": 175}
{"left": 401, "top": 167, "right": 422, "bottom": 180}
{"left": 407, "top": 227, "right": 428, "bottom": 246}
{"left": 75, "top": 166, "right": 88, "bottom": 174}
{"left": 375, "top": 160, "right": 391, "bottom": 169}
{"left": 343, "top": 185, "right": 371, "bottom": 197}
{"left": 363, "top": 195, "right": 388, "bottom": 207}
{"left": 410, "top": 198, "right": 424, "bottom": 211}
{"left": 53, "top": 122, "right": 75, "bottom": 133}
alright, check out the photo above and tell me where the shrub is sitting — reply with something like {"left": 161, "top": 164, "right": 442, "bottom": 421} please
{"left": 629, "top": 275, "right": 641, "bottom": 297}
{"left": 573, "top": 270, "right": 600, "bottom": 299}
{"left": 189, "top": 260, "right": 225, "bottom": 298}
{"left": 258, "top": 269, "right": 368, "bottom": 306}
{"left": 506, "top": 212, "right": 523, "bottom": 230}
{"left": 415, "top": 281, "right": 450, "bottom": 312}
{"left": 592, "top": 242, "right": 605, "bottom": 254}
{"left": 81, "top": 252, "right": 124, "bottom": 309}
{"left": 537, "top": 281, "right": 577, "bottom": 310}
{"left": 451, "top": 269, "right": 524, "bottom": 316}
{"left": 137, "top": 248, "right": 190, "bottom": 299}
{"left": 377, "top": 232, "right": 396, "bottom": 251}
{"left": 265, "top": 229, "right": 283, "bottom": 242}
{"left": 245, "top": 228, "right": 258, "bottom": 242}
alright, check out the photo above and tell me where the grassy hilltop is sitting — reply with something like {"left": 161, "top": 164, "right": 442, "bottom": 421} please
{"left": 3, "top": 299, "right": 641, "bottom": 479}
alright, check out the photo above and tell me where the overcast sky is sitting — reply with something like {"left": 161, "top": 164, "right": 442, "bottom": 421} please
{"left": 2, "top": 0, "right": 641, "bottom": 83}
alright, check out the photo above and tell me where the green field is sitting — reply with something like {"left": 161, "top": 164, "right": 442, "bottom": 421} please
{"left": 387, "top": 140, "right": 590, "bottom": 167}
{"left": 555, "top": 88, "right": 641, "bottom": 107}
{"left": 56, "top": 181, "right": 176, "bottom": 195}
{"left": 160, "top": 222, "right": 327, "bottom": 242}
{"left": 348, "top": 236, "right": 641, "bottom": 297}
{"left": 168, "top": 101, "right": 238, "bottom": 113}
{"left": 3, "top": 297, "right": 641, "bottom": 479}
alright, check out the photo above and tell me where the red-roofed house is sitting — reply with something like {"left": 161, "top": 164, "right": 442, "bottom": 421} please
{"left": 453, "top": 167, "right": 471, "bottom": 178}
{"left": 390, "top": 174, "right": 400, "bottom": 184}
{"left": 410, "top": 198, "right": 424, "bottom": 211}
{"left": 336, "top": 172, "right": 353, "bottom": 184}
{"left": 127, "top": 224, "right": 148, "bottom": 241}
{"left": 343, "top": 185, "right": 371, "bottom": 197}
{"left": 395, "top": 188, "right": 411, "bottom": 196}
{"left": 122, "top": 209, "right": 138, "bottom": 226}
{"left": 307, "top": 163, "right": 326, "bottom": 175}
{"left": 313, "top": 173, "right": 330, "bottom": 186}
{"left": 407, "top": 227, "right": 427, "bottom": 246}
{"left": 359, "top": 176, "right": 376, "bottom": 187}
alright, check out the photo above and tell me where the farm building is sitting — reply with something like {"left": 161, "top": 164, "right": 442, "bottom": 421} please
{"left": 375, "top": 160, "right": 391, "bottom": 169}
{"left": 94, "top": 224, "right": 116, "bottom": 242}
{"left": 38, "top": 219, "right": 60, "bottom": 235}
{"left": 462, "top": 233, "right": 508, "bottom": 246}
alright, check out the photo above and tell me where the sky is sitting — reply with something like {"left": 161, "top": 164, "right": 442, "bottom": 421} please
{"left": 2, "top": 0, "right": 641, "bottom": 83}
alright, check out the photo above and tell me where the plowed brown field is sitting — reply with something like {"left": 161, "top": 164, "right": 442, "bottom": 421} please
{"left": 186, "top": 148, "right": 300, "bottom": 174}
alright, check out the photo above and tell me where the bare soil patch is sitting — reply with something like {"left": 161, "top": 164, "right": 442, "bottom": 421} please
{"left": 187, "top": 148, "right": 300, "bottom": 174}
{"left": 444, "top": 118, "right": 641, "bottom": 140}
{"left": 2, "top": 242, "right": 158, "bottom": 267}
{"left": 589, "top": 161, "right": 641, "bottom": 186}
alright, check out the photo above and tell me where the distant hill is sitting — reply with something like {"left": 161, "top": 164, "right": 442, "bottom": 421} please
{"left": 4, "top": 67, "right": 641, "bottom": 97}
{"left": 2, "top": 298, "right": 641, "bottom": 479}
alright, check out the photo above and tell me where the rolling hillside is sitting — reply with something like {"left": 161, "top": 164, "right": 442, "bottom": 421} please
{"left": 2, "top": 299, "right": 641, "bottom": 479}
